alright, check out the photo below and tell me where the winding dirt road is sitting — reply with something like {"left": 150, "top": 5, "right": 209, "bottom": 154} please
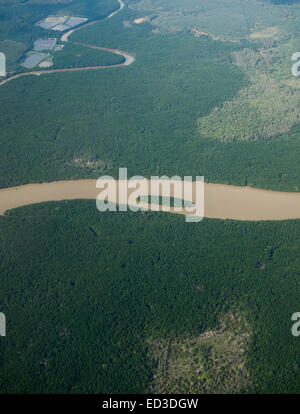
{"left": 0, "top": 0, "right": 134, "bottom": 87}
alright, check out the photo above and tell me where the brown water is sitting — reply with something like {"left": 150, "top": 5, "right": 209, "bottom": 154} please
{"left": 1, "top": 179, "right": 300, "bottom": 221}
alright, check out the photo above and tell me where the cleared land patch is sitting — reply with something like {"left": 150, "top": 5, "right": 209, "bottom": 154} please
{"left": 149, "top": 313, "right": 250, "bottom": 394}
{"left": 134, "top": 17, "right": 147, "bottom": 24}
{"left": 250, "top": 26, "right": 279, "bottom": 39}
{"left": 129, "top": 0, "right": 300, "bottom": 142}
{"left": 197, "top": 47, "right": 300, "bottom": 141}
{"left": 129, "top": 0, "right": 300, "bottom": 41}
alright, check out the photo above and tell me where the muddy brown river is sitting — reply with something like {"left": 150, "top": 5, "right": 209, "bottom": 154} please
{"left": 1, "top": 179, "right": 300, "bottom": 221}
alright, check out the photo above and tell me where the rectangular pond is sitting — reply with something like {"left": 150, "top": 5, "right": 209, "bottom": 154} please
{"left": 33, "top": 38, "right": 56, "bottom": 52}
{"left": 21, "top": 53, "right": 47, "bottom": 69}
